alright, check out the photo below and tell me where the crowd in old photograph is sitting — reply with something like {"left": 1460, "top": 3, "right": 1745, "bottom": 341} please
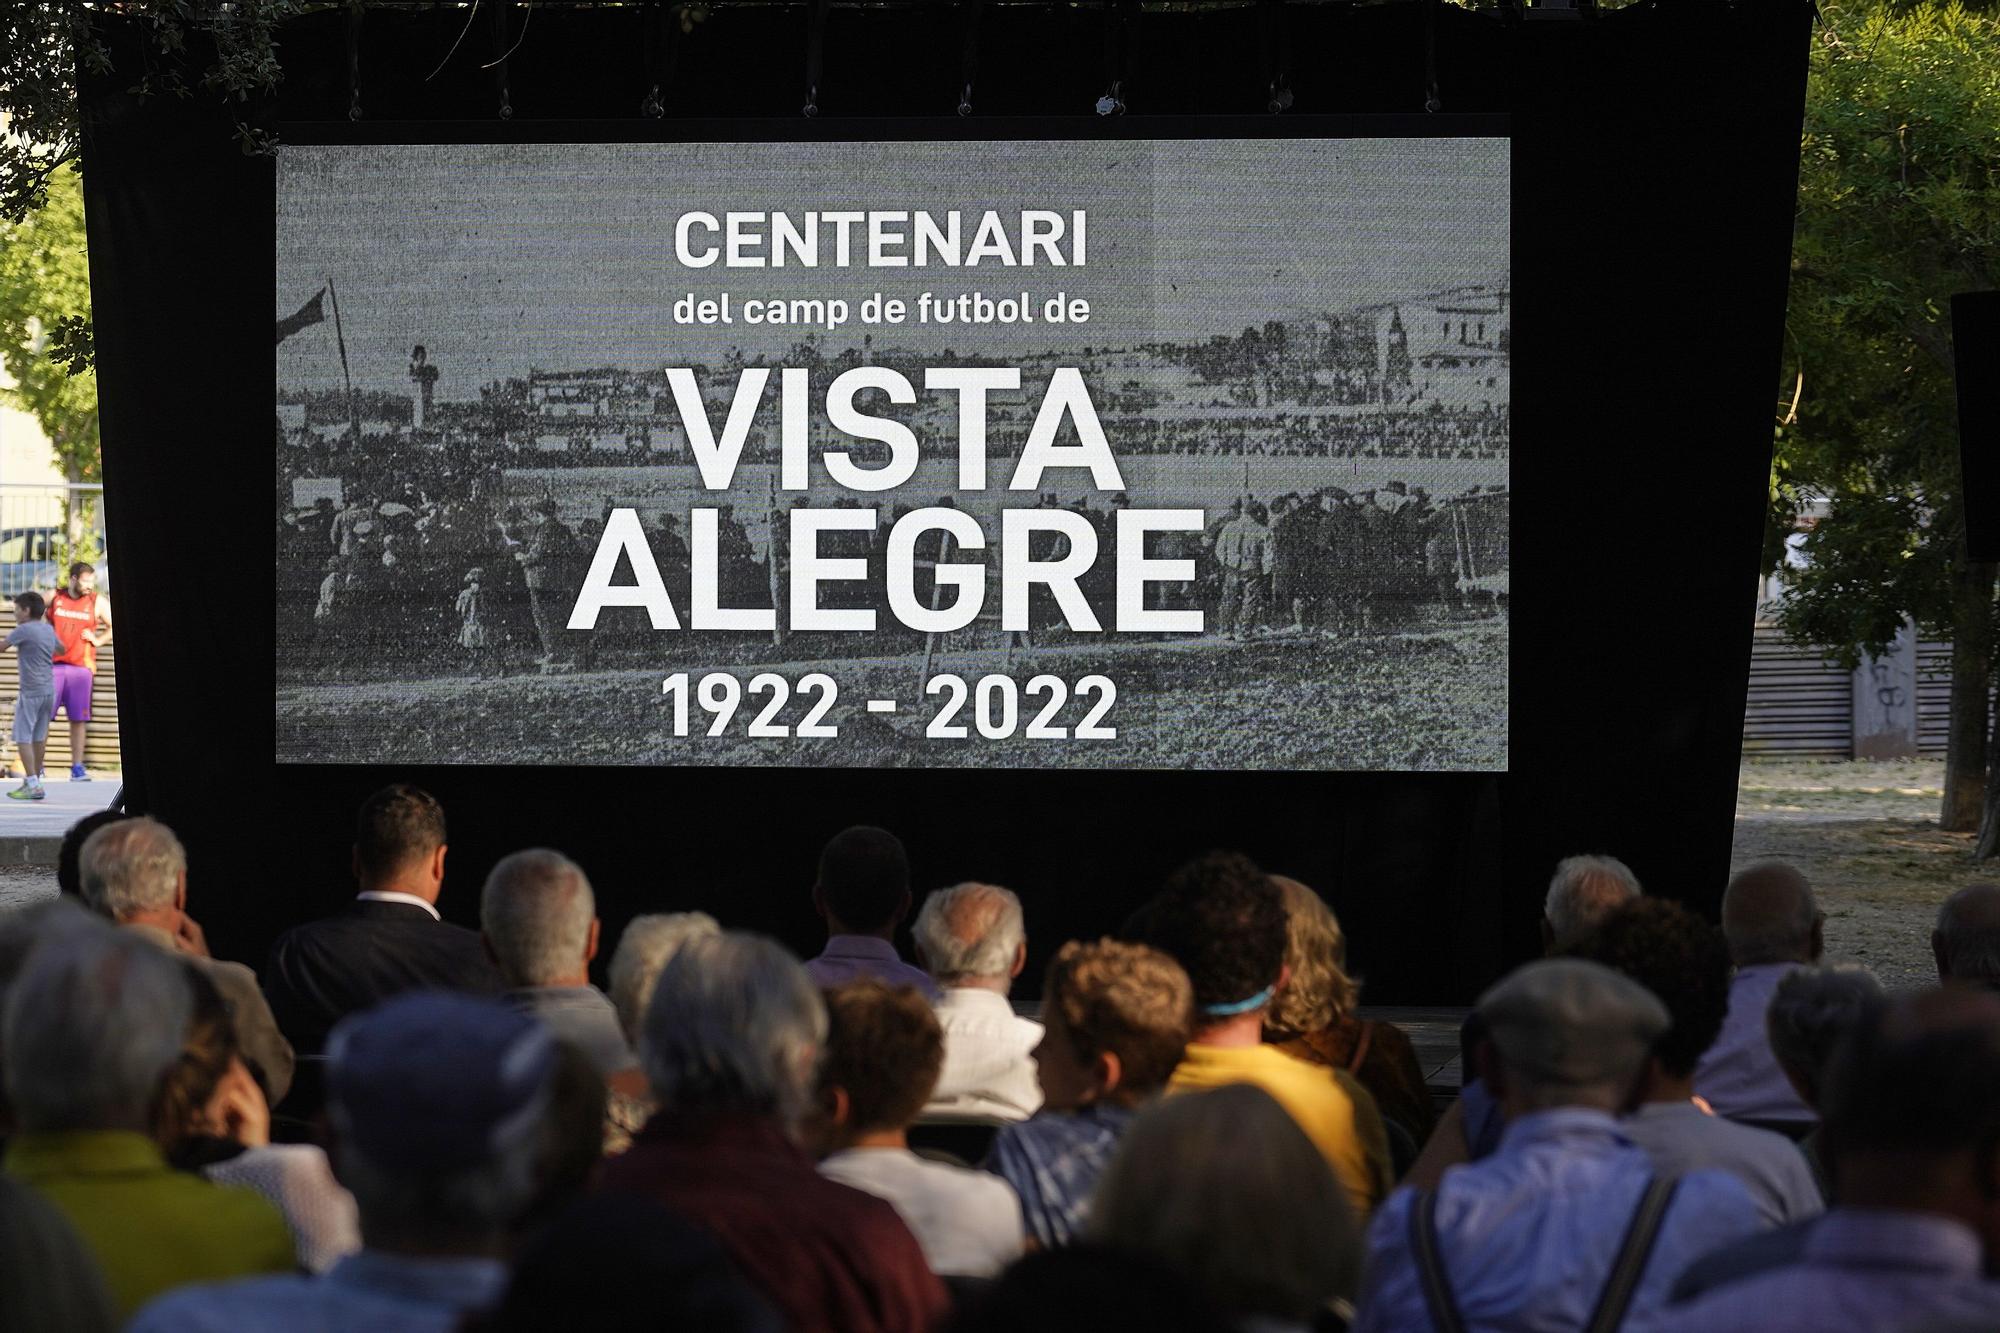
{"left": 279, "top": 445, "right": 1505, "bottom": 679}
{"left": 2, "top": 786, "right": 1996, "bottom": 1331}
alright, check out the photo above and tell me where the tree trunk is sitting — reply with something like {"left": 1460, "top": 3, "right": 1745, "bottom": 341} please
{"left": 1941, "top": 556, "right": 1998, "bottom": 832}
{"left": 1979, "top": 695, "right": 2000, "bottom": 860}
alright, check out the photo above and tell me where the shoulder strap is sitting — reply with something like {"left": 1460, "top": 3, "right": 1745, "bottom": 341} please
{"left": 1408, "top": 1189, "right": 1468, "bottom": 1333}
{"left": 1346, "top": 1020, "right": 1375, "bottom": 1075}
{"left": 1584, "top": 1176, "right": 1681, "bottom": 1333}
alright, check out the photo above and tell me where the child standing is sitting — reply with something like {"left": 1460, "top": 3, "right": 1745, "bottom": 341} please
{"left": 456, "top": 567, "right": 490, "bottom": 676}
{"left": 6, "top": 592, "right": 61, "bottom": 800}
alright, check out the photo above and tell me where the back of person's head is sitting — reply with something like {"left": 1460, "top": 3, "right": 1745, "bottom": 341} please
{"left": 77, "top": 816, "right": 185, "bottom": 922}
{"left": 1821, "top": 987, "right": 2000, "bottom": 1159}
{"left": 1764, "top": 964, "right": 1886, "bottom": 1111}
{"left": 353, "top": 783, "right": 447, "bottom": 886}
{"left": 480, "top": 849, "right": 595, "bottom": 988}
{"left": 1820, "top": 989, "right": 2000, "bottom": 1219}
{"left": 608, "top": 912, "right": 721, "bottom": 1047}
{"left": 2, "top": 924, "right": 193, "bottom": 1134}
{"left": 1122, "top": 852, "right": 1286, "bottom": 1018}
{"left": 1570, "top": 898, "right": 1731, "bottom": 1081}
{"left": 948, "top": 1245, "right": 1233, "bottom": 1333}
{"left": 1266, "top": 875, "right": 1359, "bottom": 1039}
{"left": 1933, "top": 883, "right": 2000, "bottom": 988}
{"left": 57, "top": 810, "right": 133, "bottom": 898}
{"left": 1476, "top": 958, "right": 1669, "bottom": 1113}
{"left": 324, "top": 991, "right": 557, "bottom": 1250}
{"left": 480, "top": 1193, "right": 787, "bottom": 1333}
{"left": 1720, "top": 860, "right": 1821, "bottom": 966}
{"left": 13, "top": 591, "right": 44, "bottom": 620}
{"left": 1090, "top": 1084, "right": 1359, "bottom": 1327}
{"left": 815, "top": 826, "right": 911, "bottom": 934}
{"left": 641, "top": 931, "right": 827, "bottom": 1129}
{"left": 0, "top": 900, "right": 121, "bottom": 1130}
{"left": 1543, "top": 854, "right": 1642, "bottom": 951}
{"left": 912, "top": 882, "right": 1025, "bottom": 986}
{"left": 818, "top": 980, "right": 942, "bottom": 1144}
{"left": 1041, "top": 938, "right": 1195, "bottom": 1107}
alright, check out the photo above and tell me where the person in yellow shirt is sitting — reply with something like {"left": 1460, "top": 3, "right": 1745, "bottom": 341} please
{"left": 1125, "top": 852, "right": 1392, "bottom": 1214}
{"left": 1, "top": 915, "right": 294, "bottom": 1320}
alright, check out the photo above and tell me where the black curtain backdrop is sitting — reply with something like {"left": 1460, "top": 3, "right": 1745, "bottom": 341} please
{"left": 77, "top": 1, "right": 1811, "bottom": 1002}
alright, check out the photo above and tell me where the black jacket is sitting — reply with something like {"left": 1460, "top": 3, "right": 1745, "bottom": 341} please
{"left": 263, "top": 897, "right": 503, "bottom": 1055}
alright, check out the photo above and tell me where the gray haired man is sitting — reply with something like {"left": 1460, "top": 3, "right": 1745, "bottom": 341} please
{"left": 3, "top": 924, "right": 295, "bottom": 1320}
{"left": 598, "top": 932, "right": 948, "bottom": 1333}
{"left": 1541, "top": 853, "right": 1642, "bottom": 952}
{"left": 78, "top": 816, "right": 294, "bottom": 1104}
{"left": 913, "top": 881, "right": 1044, "bottom": 1120}
{"left": 1695, "top": 860, "right": 1825, "bottom": 1128}
{"left": 480, "top": 848, "right": 633, "bottom": 1077}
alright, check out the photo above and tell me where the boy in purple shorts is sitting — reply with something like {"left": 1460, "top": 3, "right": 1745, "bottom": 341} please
{"left": 6, "top": 592, "right": 60, "bottom": 800}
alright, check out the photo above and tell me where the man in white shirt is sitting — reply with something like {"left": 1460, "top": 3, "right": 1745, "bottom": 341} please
{"left": 1695, "top": 861, "right": 1824, "bottom": 1128}
{"left": 912, "top": 882, "right": 1043, "bottom": 1121}
{"left": 812, "top": 979, "right": 1025, "bottom": 1278}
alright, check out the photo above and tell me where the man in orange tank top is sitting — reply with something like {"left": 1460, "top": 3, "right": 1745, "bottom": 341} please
{"left": 49, "top": 561, "right": 111, "bottom": 781}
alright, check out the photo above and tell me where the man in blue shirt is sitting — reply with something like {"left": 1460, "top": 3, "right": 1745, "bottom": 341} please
{"left": 1354, "top": 959, "right": 1763, "bottom": 1333}
{"left": 986, "top": 938, "right": 1195, "bottom": 1246}
{"left": 1652, "top": 987, "right": 2000, "bottom": 1333}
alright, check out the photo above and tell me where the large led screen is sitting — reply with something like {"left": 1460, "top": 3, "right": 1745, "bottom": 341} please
{"left": 276, "top": 137, "right": 1508, "bottom": 769}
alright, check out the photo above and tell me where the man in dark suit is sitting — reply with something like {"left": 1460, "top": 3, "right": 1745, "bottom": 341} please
{"left": 263, "top": 783, "right": 501, "bottom": 1055}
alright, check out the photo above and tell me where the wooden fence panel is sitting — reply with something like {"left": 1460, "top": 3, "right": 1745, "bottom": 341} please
{"left": 1, "top": 642, "right": 122, "bottom": 773}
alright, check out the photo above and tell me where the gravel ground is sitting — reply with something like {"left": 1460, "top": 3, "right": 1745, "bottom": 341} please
{"left": 0, "top": 865, "right": 59, "bottom": 913}
{"left": 1733, "top": 758, "right": 1992, "bottom": 990}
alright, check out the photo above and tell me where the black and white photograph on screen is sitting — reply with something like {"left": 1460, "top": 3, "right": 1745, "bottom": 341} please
{"left": 275, "top": 137, "right": 1508, "bottom": 771}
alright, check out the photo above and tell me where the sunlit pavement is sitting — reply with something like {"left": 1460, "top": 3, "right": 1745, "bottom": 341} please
{"left": 0, "top": 773, "right": 122, "bottom": 847}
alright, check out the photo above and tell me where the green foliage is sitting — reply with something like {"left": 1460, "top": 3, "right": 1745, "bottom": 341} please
{"left": 1771, "top": 1, "right": 2000, "bottom": 665}
{"left": 0, "top": 161, "right": 98, "bottom": 484}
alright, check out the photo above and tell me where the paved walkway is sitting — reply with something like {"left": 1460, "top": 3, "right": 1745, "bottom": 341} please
{"left": 0, "top": 774, "right": 121, "bottom": 863}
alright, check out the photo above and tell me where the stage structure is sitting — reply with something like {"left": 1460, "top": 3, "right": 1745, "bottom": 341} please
{"left": 79, "top": 1, "right": 1812, "bottom": 1000}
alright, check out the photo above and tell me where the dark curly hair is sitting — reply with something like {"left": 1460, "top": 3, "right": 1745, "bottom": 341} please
{"left": 1122, "top": 853, "right": 1286, "bottom": 1014}
{"left": 1571, "top": 898, "right": 1731, "bottom": 1080}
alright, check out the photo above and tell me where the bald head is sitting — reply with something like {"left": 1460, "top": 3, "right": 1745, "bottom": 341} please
{"left": 1933, "top": 882, "right": 2000, "bottom": 988}
{"left": 913, "top": 882, "right": 1026, "bottom": 989}
{"left": 1720, "top": 861, "right": 1822, "bottom": 967}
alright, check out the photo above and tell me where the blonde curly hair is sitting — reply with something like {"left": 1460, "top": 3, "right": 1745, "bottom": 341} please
{"left": 1266, "top": 875, "right": 1359, "bottom": 1039}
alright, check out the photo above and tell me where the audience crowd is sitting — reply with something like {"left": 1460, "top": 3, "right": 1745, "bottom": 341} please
{"left": 3, "top": 784, "right": 1999, "bottom": 1332}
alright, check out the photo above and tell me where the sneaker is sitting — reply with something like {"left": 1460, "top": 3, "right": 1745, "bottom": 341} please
{"left": 70, "top": 764, "right": 91, "bottom": 782}
{"left": 6, "top": 785, "right": 43, "bottom": 801}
